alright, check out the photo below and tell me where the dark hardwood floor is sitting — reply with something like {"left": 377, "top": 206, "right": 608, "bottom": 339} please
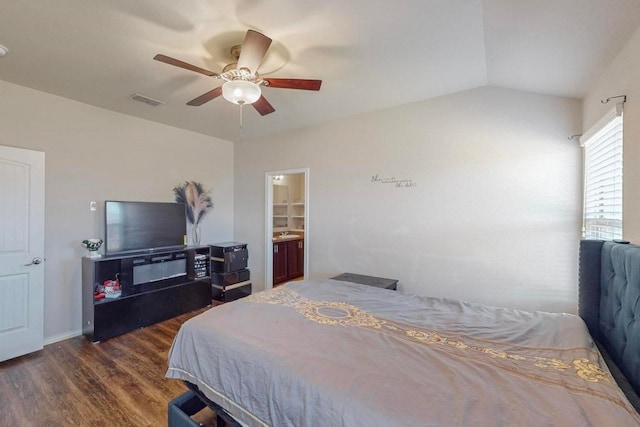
{"left": 0, "top": 307, "right": 221, "bottom": 427}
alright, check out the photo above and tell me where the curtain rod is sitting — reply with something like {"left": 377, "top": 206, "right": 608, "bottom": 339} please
{"left": 601, "top": 95, "right": 627, "bottom": 104}
{"left": 570, "top": 95, "right": 627, "bottom": 142}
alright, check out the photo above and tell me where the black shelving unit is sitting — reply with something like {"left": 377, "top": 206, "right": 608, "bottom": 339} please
{"left": 210, "top": 242, "right": 252, "bottom": 302}
{"left": 82, "top": 246, "right": 212, "bottom": 342}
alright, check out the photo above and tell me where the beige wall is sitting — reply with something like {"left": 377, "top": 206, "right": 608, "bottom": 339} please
{"left": 235, "top": 86, "right": 582, "bottom": 313}
{"left": 0, "top": 80, "right": 234, "bottom": 342}
{"left": 582, "top": 25, "right": 640, "bottom": 242}
{"left": 0, "top": 78, "right": 587, "bottom": 339}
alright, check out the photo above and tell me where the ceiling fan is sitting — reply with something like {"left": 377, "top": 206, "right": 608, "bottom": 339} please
{"left": 154, "top": 30, "right": 322, "bottom": 116}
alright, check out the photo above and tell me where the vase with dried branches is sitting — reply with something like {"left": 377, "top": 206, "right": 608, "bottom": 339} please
{"left": 173, "top": 181, "right": 213, "bottom": 245}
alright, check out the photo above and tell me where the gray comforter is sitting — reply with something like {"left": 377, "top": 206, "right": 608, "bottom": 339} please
{"left": 166, "top": 279, "right": 640, "bottom": 426}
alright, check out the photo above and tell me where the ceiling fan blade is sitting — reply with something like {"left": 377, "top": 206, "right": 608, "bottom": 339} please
{"left": 154, "top": 54, "right": 218, "bottom": 77}
{"left": 252, "top": 95, "right": 275, "bottom": 116}
{"left": 236, "top": 30, "right": 272, "bottom": 75}
{"left": 263, "top": 78, "right": 322, "bottom": 91}
{"left": 186, "top": 87, "right": 223, "bottom": 106}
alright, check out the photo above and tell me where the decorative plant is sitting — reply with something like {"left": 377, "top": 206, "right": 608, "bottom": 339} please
{"left": 173, "top": 181, "right": 213, "bottom": 244}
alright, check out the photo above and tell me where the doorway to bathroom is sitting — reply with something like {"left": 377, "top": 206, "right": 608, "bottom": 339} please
{"left": 265, "top": 169, "right": 309, "bottom": 290}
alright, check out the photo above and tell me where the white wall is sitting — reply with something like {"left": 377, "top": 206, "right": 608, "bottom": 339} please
{"left": 582, "top": 25, "right": 640, "bottom": 242}
{"left": 235, "top": 86, "right": 582, "bottom": 313}
{"left": 0, "top": 80, "right": 234, "bottom": 342}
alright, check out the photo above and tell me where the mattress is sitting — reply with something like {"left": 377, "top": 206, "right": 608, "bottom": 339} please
{"left": 166, "top": 279, "right": 640, "bottom": 426}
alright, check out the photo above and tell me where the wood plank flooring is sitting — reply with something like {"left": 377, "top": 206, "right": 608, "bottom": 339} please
{"left": 0, "top": 308, "right": 220, "bottom": 427}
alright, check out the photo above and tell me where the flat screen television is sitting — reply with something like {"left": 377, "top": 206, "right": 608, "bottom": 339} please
{"left": 105, "top": 201, "right": 187, "bottom": 256}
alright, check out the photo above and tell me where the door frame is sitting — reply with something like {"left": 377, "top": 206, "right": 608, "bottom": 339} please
{"left": 265, "top": 168, "right": 309, "bottom": 290}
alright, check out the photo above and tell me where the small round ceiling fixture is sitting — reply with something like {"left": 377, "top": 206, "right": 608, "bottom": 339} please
{"left": 0, "top": 44, "right": 8, "bottom": 57}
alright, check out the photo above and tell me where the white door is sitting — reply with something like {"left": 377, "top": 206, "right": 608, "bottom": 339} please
{"left": 0, "top": 145, "right": 45, "bottom": 362}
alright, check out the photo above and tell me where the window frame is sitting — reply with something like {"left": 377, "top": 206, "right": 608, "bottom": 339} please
{"left": 580, "top": 105, "right": 624, "bottom": 240}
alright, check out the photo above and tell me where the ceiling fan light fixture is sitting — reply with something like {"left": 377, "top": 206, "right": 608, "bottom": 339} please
{"left": 222, "top": 80, "right": 261, "bottom": 105}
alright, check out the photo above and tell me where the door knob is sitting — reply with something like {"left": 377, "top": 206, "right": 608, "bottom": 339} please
{"left": 24, "top": 257, "right": 43, "bottom": 266}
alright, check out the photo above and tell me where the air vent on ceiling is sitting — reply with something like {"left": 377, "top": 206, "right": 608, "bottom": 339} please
{"left": 129, "top": 93, "right": 164, "bottom": 107}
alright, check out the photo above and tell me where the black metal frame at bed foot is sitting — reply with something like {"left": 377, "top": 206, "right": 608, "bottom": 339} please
{"left": 168, "top": 387, "right": 241, "bottom": 427}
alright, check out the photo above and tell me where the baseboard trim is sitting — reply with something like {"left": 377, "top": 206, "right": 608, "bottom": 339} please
{"left": 44, "top": 329, "right": 82, "bottom": 346}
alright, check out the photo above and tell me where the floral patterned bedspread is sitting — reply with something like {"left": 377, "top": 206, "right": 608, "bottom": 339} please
{"left": 167, "top": 279, "right": 640, "bottom": 426}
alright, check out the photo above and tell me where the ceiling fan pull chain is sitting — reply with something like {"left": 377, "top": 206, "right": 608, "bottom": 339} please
{"left": 238, "top": 103, "right": 245, "bottom": 140}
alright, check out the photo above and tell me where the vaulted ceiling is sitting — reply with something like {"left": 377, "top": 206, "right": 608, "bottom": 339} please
{"left": 1, "top": 1, "right": 639, "bottom": 142}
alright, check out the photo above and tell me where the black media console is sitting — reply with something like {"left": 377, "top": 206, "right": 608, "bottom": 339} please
{"left": 82, "top": 245, "right": 212, "bottom": 342}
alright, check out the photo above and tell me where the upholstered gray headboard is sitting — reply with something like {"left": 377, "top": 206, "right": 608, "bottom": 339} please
{"left": 579, "top": 239, "right": 640, "bottom": 410}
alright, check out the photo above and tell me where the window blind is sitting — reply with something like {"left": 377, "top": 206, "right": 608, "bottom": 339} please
{"left": 582, "top": 114, "right": 623, "bottom": 240}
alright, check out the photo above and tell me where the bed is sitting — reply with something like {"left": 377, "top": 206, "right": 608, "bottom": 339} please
{"left": 166, "top": 240, "right": 640, "bottom": 426}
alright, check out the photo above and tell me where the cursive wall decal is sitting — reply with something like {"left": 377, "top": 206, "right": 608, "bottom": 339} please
{"left": 371, "top": 174, "right": 417, "bottom": 188}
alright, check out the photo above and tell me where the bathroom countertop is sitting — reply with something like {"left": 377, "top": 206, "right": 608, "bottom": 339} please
{"left": 272, "top": 235, "right": 304, "bottom": 242}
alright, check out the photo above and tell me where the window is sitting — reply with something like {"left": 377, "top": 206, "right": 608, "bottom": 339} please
{"left": 581, "top": 111, "right": 623, "bottom": 240}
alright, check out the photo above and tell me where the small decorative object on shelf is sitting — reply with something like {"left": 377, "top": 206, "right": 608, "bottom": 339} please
{"left": 193, "top": 253, "right": 209, "bottom": 279}
{"left": 173, "top": 181, "right": 214, "bottom": 245}
{"left": 82, "top": 238, "right": 103, "bottom": 258}
{"left": 103, "top": 274, "right": 121, "bottom": 299}
{"left": 192, "top": 222, "right": 201, "bottom": 246}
